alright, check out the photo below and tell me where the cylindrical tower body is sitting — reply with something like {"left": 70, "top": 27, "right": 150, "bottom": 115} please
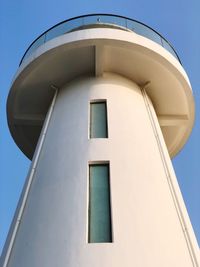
{"left": 1, "top": 14, "right": 200, "bottom": 267}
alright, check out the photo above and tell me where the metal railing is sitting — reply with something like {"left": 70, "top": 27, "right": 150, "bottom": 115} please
{"left": 19, "top": 14, "right": 181, "bottom": 65}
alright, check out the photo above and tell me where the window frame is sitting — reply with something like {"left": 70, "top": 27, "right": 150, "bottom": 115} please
{"left": 89, "top": 100, "right": 108, "bottom": 139}
{"left": 87, "top": 162, "right": 113, "bottom": 243}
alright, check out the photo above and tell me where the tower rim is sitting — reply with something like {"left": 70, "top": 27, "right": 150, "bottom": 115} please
{"left": 7, "top": 27, "right": 194, "bottom": 159}
{"left": 19, "top": 13, "right": 181, "bottom": 65}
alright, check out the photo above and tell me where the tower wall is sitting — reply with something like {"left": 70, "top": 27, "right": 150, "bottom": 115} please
{"left": 4, "top": 74, "right": 198, "bottom": 267}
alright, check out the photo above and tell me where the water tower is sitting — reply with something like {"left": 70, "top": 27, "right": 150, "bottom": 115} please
{"left": 1, "top": 14, "right": 200, "bottom": 267}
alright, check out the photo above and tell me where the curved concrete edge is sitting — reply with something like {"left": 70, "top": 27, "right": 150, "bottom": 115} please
{"left": 16, "top": 28, "right": 191, "bottom": 87}
{"left": 7, "top": 28, "right": 194, "bottom": 159}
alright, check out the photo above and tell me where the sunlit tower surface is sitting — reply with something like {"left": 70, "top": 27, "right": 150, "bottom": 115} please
{"left": 1, "top": 14, "right": 200, "bottom": 267}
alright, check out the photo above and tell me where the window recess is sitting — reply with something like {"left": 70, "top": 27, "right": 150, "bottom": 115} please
{"left": 90, "top": 101, "right": 108, "bottom": 138}
{"left": 88, "top": 163, "right": 112, "bottom": 243}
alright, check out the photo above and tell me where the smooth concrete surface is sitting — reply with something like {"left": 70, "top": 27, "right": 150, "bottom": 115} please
{"left": 7, "top": 28, "right": 194, "bottom": 158}
{"left": 2, "top": 74, "right": 199, "bottom": 267}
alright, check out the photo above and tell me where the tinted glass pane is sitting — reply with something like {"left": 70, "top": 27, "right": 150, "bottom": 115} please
{"left": 89, "top": 164, "right": 112, "bottom": 243}
{"left": 90, "top": 102, "right": 108, "bottom": 138}
{"left": 45, "top": 18, "right": 82, "bottom": 41}
{"left": 83, "top": 15, "right": 102, "bottom": 25}
{"left": 23, "top": 35, "right": 45, "bottom": 61}
{"left": 101, "top": 15, "right": 126, "bottom": 28}
{"left": 127, "top": 20, "right": 162, "bottom": 45}
{"left": 162, "top": 39, "right": 179, "bottom": 60}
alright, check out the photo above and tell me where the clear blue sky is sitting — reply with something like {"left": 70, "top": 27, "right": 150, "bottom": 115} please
{"left": 0, "top": 0, "right": 200, "bottom": 255}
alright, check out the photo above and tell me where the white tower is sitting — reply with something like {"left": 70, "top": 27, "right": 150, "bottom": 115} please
{"left": 1, "top": 14, "right": 200, "bottom": 267}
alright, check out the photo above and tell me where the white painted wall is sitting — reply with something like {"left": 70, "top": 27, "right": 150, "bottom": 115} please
{"left": 8, "top": 27, "right": 194, "bottom": 158}
{"left": 3, "top": 73, "right": 199, "bottom": 267}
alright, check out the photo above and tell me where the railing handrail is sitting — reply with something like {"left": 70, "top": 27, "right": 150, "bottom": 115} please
{"left": 19, "top": 14, "right": 181, "bottom": 65}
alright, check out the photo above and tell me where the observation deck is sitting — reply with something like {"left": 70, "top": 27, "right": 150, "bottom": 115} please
{"left": 7, "top": 14, "right": 194, "bottom": 159}
{"left": 19, "top": 14, "right": 181, "bottom": 65}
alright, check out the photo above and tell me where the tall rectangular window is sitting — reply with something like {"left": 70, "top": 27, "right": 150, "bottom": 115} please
{"left": 88, "top": 164, "right": 112, "bottom": 243}
{"left": 90, "top": 101, "right": 108, "bottom": 138}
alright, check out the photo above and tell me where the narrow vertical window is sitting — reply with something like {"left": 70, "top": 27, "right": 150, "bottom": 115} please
{"left": 90, "top": 101, "right": 108, "bottom": 138}
{"left": 88, "top": 164, "right": 112, "bottom": 243}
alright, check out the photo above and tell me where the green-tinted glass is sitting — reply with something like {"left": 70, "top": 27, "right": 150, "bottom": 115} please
{"left": 90, "top": 102, "right": 108, "bottom": 138}
{"left": 89, "top": 164, "right": 112, "bottom": 243}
